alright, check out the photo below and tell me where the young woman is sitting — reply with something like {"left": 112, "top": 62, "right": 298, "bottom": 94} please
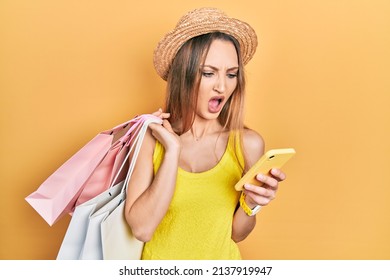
{"left": 124, "top": 7, "right": 287, "bottom": 260}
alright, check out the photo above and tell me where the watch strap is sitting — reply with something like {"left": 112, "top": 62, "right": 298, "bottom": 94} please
{"left": 239, "top": 192, "right": 261, "bottom": 216}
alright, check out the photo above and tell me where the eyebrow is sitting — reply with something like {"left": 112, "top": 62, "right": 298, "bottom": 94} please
{"left": 201, "top": 65, "right": 239, "bottom": 71}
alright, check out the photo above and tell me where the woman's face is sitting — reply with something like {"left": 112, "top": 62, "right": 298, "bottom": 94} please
{"left": 196, "top": 39, "right": 238, "bottom": 121}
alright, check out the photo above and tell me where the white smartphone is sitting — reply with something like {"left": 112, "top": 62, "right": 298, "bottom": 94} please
{"left": 234, "top": 148, "right": 296, "bottom": 191}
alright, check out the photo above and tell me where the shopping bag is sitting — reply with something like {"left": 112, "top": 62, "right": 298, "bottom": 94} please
{"left": 25, "top": 116, "right": 143, "bottom": 226}
{"left": 100, "top": 117, "right": 155, "bottom": 260}
{"left": 56, "top": 180, "right": 124, "bottom": 259}
{"left": 57, "top": 114, "right": 162, "bottom": 260}
{"left": 73, "top": 116, "right": 147, "bottom": 209}
{"left": 78, "top": 184, "right": 127, "bottom": 259}
{"left": 72, "top": 137, "right": 129, "bottom": 209}
{"left": 101, "top": 192, "right": 144, "bottom": 259}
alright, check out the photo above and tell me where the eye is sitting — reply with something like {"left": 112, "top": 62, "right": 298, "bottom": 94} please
{"left": 227, "top": 73, "right": 238, "bottom": 79}
{"left": 202, "top": 72, "right": 214, "bottom": 78}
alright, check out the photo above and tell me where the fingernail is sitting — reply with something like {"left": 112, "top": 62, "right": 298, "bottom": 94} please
{"left": 257, "top": 174, "right": 265, "bottom": 180}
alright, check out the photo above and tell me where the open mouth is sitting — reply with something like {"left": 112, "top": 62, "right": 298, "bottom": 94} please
{"left": 208, "top": 96, "right": 225, "bottom": 113}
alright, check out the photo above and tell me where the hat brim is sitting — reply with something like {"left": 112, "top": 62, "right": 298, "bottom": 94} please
{"left": 153, "top": 8, "right": 258, "bottom": 80}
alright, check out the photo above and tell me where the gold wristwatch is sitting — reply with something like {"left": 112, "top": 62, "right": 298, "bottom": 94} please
{"left": 240, "top": 192, "right": 261, "bottom": 216}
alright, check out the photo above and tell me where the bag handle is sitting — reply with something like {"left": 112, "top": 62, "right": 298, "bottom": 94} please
{"left": 109, "top": 114, "right": 163, "bottom": 191}
{"left": 102, "top": 115, "right": 144, "bottom": 137}
{"left": 121, "top": 115, "right": 162, "bottom": 193}
{"left": 108, "top": 114, "right": 160, "bottom": 146}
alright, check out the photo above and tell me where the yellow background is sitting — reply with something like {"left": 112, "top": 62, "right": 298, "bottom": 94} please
{"left": 1, "top": 0, "right": 389, "bottom": 260}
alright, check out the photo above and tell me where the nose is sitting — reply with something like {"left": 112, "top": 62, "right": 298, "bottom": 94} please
{"left": 213, "top": 75, "right": 226, "bottom": 93}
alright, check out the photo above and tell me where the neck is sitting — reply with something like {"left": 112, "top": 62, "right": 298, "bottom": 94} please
{"left": 190, "top": 117, "right": 221, "bottom": 141}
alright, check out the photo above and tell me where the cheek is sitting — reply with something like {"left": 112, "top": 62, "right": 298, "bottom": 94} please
{"left": 227, "top": 79, "right": 238, "bottom": 96}
{"left": 197, "top": 81, "right": 212, "bottom": 101}
{"left": 199, "top": 78, "right": 213, "bottom": 91}
{"left": 196, "top": 90, "right": 207, "bottom": 109}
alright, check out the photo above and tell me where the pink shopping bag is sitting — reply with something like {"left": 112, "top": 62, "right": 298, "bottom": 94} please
{"left": 73, "top": 116, "right": 146, "bottom": 209}
{"left": 25, "top": 116, "right": 144, "bottom": 226}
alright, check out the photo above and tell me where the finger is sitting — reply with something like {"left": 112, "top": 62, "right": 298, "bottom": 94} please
{"left": 160, "top": 112, "right": 171, "bottom": 119}
{"left": 256, "top": 174, "right": 279, "bottom": 189}
{"left": 244, "top": 184, "right": 276, "bottom": 199}
{"left": 162, "top": 119, "right": 174, "bottom": 133}
{"left": 151, "top": 108, "right": 163, "bottom": 116}
{"left": 148, "top": 123, "right": 167, "bottom": 142}
{"left": 270, "top": 168, "right": 286, "bottom": 181}
{"left": 149, "top": 121, "right": 176, "bottom": 139}
{"left": 245, "top": 190, "right": 273, "bottom": 206}
{"left": 148, "top": 122, "right": 163, "bottom": 132}
{"left": 151, "top": 109, "right": 171, "bottom": 120}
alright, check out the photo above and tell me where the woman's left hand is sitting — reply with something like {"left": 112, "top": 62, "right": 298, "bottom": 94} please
{"left": 243, "top": 168, "right": 286, "bottom": 208}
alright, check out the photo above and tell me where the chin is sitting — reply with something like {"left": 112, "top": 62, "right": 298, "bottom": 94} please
{"left": 204, "top": 112, "right": 222, "bottom": 121}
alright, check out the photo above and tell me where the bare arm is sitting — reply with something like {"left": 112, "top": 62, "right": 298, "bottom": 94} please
{"left": 231, "top": 129, "right": 286, "bottom": 242}
{"left": 231, "top": 129, "right": 263, "bottom": 242}
{"left": 124, "top": 111, "right": 181, "bottom": 242}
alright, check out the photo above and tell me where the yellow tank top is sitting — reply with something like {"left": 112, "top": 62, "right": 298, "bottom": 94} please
{"left": 141, "top": 132, "right": 245, "bottom": 260}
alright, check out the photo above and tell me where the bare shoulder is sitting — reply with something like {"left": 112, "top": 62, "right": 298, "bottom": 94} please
{"left": 242, "top": 128, "right": 265, "bottom": 171}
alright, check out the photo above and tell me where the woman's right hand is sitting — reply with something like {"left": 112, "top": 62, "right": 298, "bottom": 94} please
{"left": 149, "top": 109, "right": 181, "bottom": 155}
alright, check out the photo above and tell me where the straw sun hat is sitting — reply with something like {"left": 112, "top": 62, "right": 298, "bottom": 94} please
{"left": 153, "top": 7, "right": 258, "bottom": 80}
